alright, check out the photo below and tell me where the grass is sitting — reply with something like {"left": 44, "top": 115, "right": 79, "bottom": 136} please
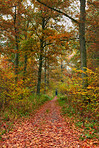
{"left": 58, "top": 95, "right": 99, "bottom": 140}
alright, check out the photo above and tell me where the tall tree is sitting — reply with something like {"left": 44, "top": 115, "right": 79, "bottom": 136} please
{"left": 36, "top": 0, "right": 87, "bottom": 88}
{"left": 79, "top": 0, "right": 87, "bottom": 88}
{"left": 0, "top": 0, "right": 25, "bottom": 83}
{"left": 37, "top": 17, "right": 45, "bottom": 94}
{"left": 14, "top": 5, "right": 19, "bottom": 83}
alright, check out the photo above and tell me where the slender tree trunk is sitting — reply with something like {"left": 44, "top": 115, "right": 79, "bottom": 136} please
{"left": 37, "top": 45, "right": 43, "bottom": 94}
{"left": 23, "top": 34, "right": 28, "bottom": 81}
{"left": 37, "top": 18, "right": 45, "bottom": 94}
{"left": 79, "top": 0, "right": 88, "bottom": 88}
{"left": 47, "top": 57, "right": 49, "bottom": 87}
{"left": 44, "top": 49, "right": 47, "bottom": 94}
{"left": 61, "top": 55, "right": 63, "bottom": 82}
{"left": 14, "top": 6, "right": 19, "bottom": 83}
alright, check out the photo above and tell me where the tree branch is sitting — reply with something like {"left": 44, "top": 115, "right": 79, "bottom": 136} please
{"left": 37, "top": 0, "right": 79, "bottom": 24}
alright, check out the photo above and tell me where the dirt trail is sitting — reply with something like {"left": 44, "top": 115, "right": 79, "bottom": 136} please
{"left": 0, "top": 97, "right": 98, "bottom": 148}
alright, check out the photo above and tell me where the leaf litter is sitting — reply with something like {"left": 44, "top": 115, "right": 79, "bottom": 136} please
{"left": 0, "top": 97, "right": 98, "bottom": 148}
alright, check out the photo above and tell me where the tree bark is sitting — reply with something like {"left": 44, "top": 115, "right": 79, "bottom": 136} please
{"left": 14, "top": 6, "right": 19, "bottom": 83}
{"left": 79, "top": 0, "right": 88, "bottom": 88}
{"left": 23, "top": 33, "right": 28, "bottom": 81}
{"left": 61, "top": 54, "right": 63, "bottom": 82}
{"left": 37, "top": 18, "right": 45, "bottom": 94}
{"left": 47, "top": 56, "right": 50, "bottom": 87}
{"left": 37, "top": 43, "right": 43, "bottom": 94}
{"left": 44, "top": 49, "right": 47, "bottom": 94}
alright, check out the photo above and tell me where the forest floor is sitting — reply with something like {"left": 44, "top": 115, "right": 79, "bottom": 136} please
{"left": 0, "top": 97, "right": 98, "bottom": 148}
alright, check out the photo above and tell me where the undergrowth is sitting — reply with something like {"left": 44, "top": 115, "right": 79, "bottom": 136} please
{"left": 0, "top": 94, "right": 50, "bottom": 140}
{"left": 58, "top": 95, "right": 99, "bottom": 140}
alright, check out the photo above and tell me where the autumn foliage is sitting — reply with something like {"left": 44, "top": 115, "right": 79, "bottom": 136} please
{"left": 0, "top": 0, "right": 98, "bottom": 144}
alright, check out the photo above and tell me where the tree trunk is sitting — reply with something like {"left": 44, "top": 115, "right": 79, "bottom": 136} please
{"left": 47, "top": 56, "right": 49, "bottom": 87}
{"left": 44, "top": 49, "right": 47, "bottom": 94}
{"left": 79, "top": 0, "right": 88, "bottom": 88}
{"left": 61, "top": 55, "right": 63, "bottom": 82}
{"left": 14, "top": 6, "right": 19, "bottom": 83}
{"left": 37, "top": 45, "right": 43, "bottom": 94}
{"left": 37, "top": 18, "right": 45, "bottom": 94}
{"left": 23, "top": 34, "right": 28, "bottom": 81}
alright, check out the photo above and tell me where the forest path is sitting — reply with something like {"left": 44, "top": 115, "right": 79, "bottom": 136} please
{"left": 0, "top": 97, "right": 97, "bottom": 148}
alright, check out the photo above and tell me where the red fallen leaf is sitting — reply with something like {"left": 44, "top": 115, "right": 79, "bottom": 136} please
{"left": 48, "top": 126, "right": 53, "bottom": 129}
{"left": 61, "top": 129, "right": 64, "bottom": 132}
{"left": 55, "top": 129, "right": 58, "bottom": 133}
{"left": 0, "top": 97, "right": 98, "bottom": 148}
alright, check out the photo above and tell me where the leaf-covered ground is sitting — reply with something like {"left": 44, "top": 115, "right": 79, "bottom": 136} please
{"left": 0, "top": 97, "right": 98, "bottom": 148}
